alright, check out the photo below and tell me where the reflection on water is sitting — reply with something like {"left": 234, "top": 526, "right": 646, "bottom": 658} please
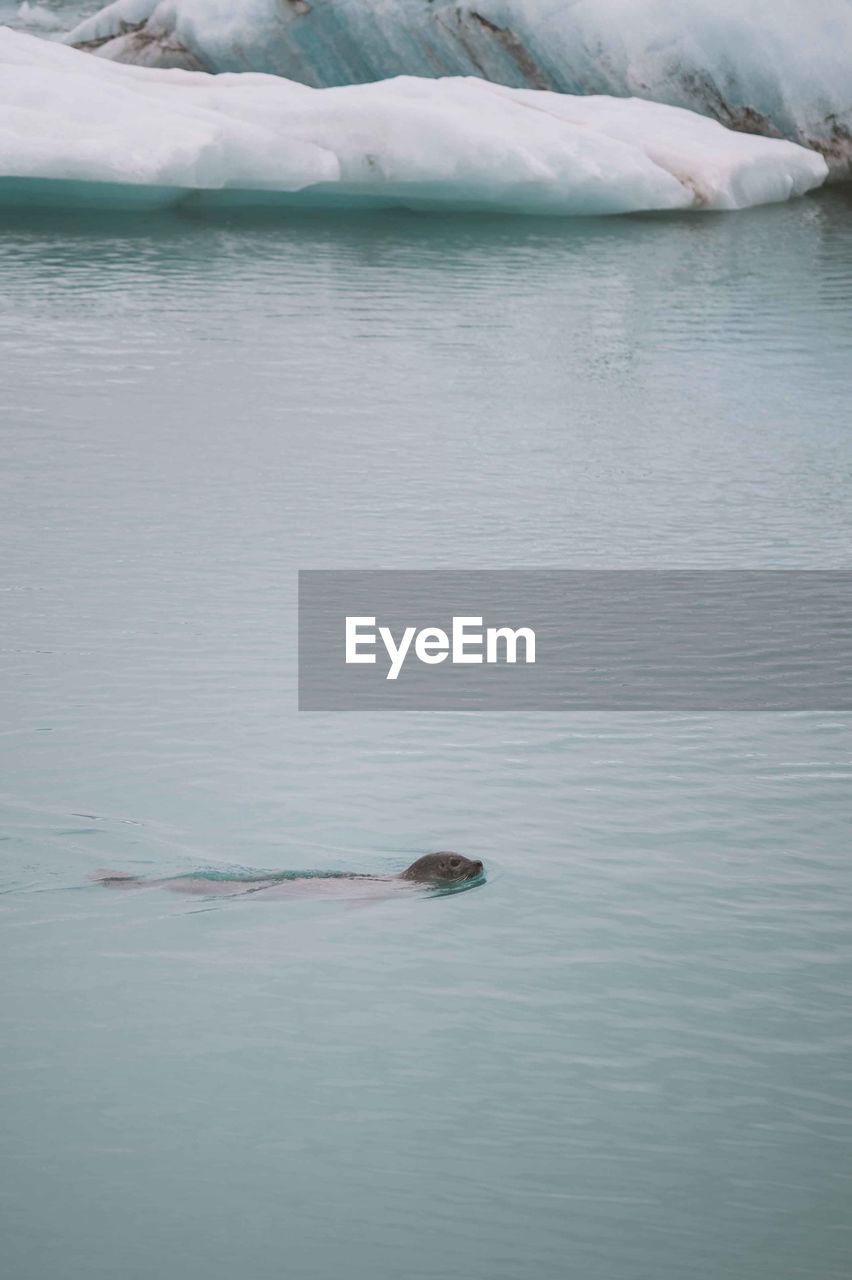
{"left": 2, "top": 190, "right": 852, "bottom": 1280}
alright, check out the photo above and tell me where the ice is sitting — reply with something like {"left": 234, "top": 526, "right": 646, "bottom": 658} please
{"left": 0, "top": 28, "right": 827, "bottom": 215}
{"left": 65, "top": 0, "right": 852, "bottom": 180}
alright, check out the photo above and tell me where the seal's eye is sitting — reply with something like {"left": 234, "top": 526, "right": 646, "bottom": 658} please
{"left": 449, "top": 858, "right": 461, "bottom": 869}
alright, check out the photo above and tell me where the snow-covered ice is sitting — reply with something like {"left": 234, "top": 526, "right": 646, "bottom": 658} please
{"left": 0, "top": 28, "right": 827, "bottom": 215}
{"left": 64, "top": 0, "right": 852, "bottom": 180}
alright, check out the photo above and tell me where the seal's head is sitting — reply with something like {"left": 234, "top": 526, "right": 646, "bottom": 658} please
{"left": 401, "top": 852, "right": 484, "bottom": 884}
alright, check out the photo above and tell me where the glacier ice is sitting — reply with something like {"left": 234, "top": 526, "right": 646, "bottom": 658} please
{"left": 64, "top": 0, "right": 852, "bottom": 181}
{"left": 0, "top": 28, "right": 827, "bottom": 216}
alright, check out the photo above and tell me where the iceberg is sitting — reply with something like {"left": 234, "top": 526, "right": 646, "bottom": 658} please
{"left": 0, "top": 28, "right": 827, "bottom": 216}
{"left": 64, "top": 0, "right": 852, "bottom": 180}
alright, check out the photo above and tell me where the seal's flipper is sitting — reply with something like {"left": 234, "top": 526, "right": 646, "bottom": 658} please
{"left": 92, "top": 870, "right": 146, "bottom": 889}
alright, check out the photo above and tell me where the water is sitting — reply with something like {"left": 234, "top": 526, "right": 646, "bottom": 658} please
{"left": 2, "top": 191, "right": 852, "bottom": 1280}
{"left": 0, "top": 0, "right": 97, "bottom": 36}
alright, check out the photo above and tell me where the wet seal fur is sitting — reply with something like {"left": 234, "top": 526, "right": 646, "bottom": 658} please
{"left": 95, "top": 852, "right": 484, "bottom": 897}
{"left": 399, "top": 852, "right": 483, "bottom": 883}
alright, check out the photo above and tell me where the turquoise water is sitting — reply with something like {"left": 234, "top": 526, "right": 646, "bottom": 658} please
{"left": 2, "top": 192, "right": 852, "bottom": 1280}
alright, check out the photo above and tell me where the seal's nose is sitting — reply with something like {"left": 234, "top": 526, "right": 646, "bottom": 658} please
{"left": 471, "top": 860, "right": 483, "bottom": 875}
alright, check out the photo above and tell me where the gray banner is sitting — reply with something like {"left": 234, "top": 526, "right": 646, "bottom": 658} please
{"left": 298, "top": 571, "right": 852, "bottom": 711}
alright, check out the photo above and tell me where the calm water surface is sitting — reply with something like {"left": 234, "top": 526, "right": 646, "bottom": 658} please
{"left": 2, "top": 192, "right": 852, "bottom": 1280}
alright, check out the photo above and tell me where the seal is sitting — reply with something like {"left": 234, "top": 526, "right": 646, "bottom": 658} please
{"left": 399, "top": 852, "right": 483, "bottom": 883}
{"left": 95, "top": 852, "right": 484, "bottom": 897}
